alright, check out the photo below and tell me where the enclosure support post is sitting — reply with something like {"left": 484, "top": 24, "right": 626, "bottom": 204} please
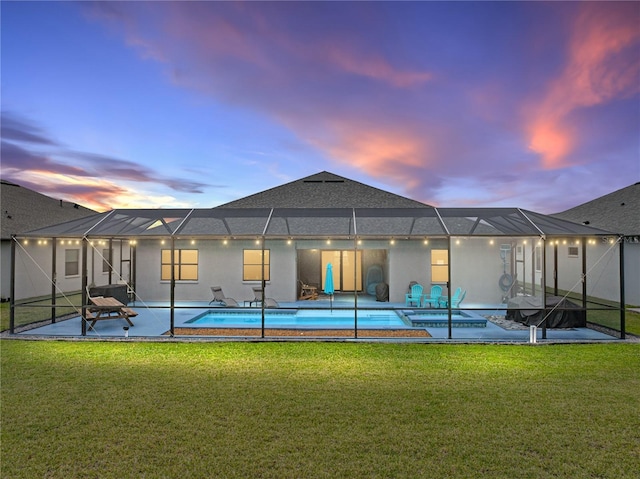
{"left": 354, "top": 235, "right": 358, "bottom": 339}
{"left": 81, "top": 238, "right": 88, "bottom": 336}
{"left": 447, "top": 236, "right": 452, "bottom": 340}
{"left": 10, "top": 237, "right": 16, "bottom": 334}
{"left": 131, "top": 240, "right": 137, "bottom": 300}
{"left": 51, "top": 238, "right": 57, "bottom": 323}
{"left": 170, "top": 237, "right": 175, "bottom": 337}
{"left": 261, "top": 236, "right": 265, "bottom": 339}
{"left": 581, "top": 238, "right": 587, "bottom": 319}
{"left": 553, "top": 242, "right": 558, "bottom": 296}
{"left": 541, "top": 238, "right": 547, "bottom": 340}
{"left": 619, "top": 237, "right": 625, "bottom": 339}
{"left": 531, "top": 240, "right": 536, "bottom": 296}
{"left": 108, "top": 238, "right": 113, "bottom": 284}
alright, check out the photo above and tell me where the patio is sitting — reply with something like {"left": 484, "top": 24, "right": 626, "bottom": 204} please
{"left": 16, "top": 294, "right": 618, "bottom": 342}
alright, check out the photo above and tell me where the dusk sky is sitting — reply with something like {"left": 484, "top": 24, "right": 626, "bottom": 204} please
{"left": 1, "top": 1, "right": 639, "bottom": 214}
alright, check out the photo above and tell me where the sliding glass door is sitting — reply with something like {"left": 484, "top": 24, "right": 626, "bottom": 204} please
{"left": 321, "top": 250, "right": 362, "bottom": 292}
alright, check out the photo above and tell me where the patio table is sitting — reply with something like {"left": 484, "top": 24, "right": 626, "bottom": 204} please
{"left": 87, "top": 296, "right": 137, "bottom": 329}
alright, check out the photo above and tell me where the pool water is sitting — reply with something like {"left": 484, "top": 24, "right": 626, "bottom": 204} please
{"left": 186, "top": 309, "right": 410, "bottom": 329}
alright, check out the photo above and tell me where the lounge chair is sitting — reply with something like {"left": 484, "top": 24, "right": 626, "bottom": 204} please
{"left": 423, "top": 285, "right": 443, "bottom": 308}
{"left": 405, "top": 283, "right": 423, "bottom": 307}
{"left": 250, "top": 286, "right": 264, "bottom": 307}
{"left": 264, "top": 298, "right": 280, "bottom": 308}
{"left": 250, "top": 286, "right": 279, "bottom": 308}
{"left": 209, "top": 286, "right": 240, "bottom": 307}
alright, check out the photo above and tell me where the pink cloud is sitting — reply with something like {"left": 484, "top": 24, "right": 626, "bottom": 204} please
{"left": 525, "top": 3, "right": 640, "bottom": 169}
{"left": 325, "top": 46, "right": 432, "bottom": 88}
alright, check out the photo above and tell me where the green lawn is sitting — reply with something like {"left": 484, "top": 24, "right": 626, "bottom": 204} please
{"left": 2, "top": 341, "right": 639, "bottom": 478}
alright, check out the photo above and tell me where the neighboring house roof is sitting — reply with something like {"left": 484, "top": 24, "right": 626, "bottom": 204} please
{"left": 553, "top": 182, "right": 640, "bottom": 236}
{"left": 218, "top": 171, "right": 430, "bottom": 208}
{"left": 1, "top": 179, "right": 96, "bottom": 239}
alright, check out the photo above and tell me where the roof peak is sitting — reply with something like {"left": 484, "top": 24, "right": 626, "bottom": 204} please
{"left": 218, "top": 170, "right": 430, "bottom": 209}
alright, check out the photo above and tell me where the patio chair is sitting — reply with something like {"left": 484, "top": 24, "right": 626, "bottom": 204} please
{"left": 250, "top": 286, "right": 264, "bottom": 307}
{"left": 405, "top": 283, "right": 423, "bottom": 307}
{"left": 250, "top": 286, "right": 279, "bottom": 308}
{"left": 452, "top": 290, "right": 466, "bottom": 308}
{"left": 438, "top": 287, "right": 461, "bottom": 308}
{"left": 423, "top": 285, "right": 443, "bottom": 308}
{"left": 298, "top": 280, "right": 318, "bottom": 300}
{"left": 209, "top": 286, "right": 240, "bottom": 307}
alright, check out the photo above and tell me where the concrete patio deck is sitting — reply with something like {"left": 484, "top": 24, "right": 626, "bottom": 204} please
{"left": 15, "top": 294, "right": 620, "bottom": 342}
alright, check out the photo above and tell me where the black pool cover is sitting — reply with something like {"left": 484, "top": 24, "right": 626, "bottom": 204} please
{"left": 506, "top": 295, "right": 586, "bottom": 328}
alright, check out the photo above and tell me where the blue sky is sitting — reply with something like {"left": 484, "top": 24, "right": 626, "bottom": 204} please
{"left": 1, "top": 1, "right": 638, "bottom": 213}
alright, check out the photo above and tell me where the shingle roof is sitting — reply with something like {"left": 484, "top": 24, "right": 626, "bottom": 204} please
{"left": 17, "top": 171, "right": 614, "bottom": 238}
{"left": 1, "top": 179, "right": 96, "bottom": 239}
{"left": 218, "top": 171, "right": 430, "bottom": 208}
{"left": 552, "top": 182, "right": 640, "bottom": 236}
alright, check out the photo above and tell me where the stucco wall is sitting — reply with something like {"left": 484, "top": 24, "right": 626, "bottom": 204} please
{"left": 12, "top": 240, "right": 130, "bottom": 301}
{"left": 135, "top": 238, "right": 298, "bottom": 302}
{"left": 551, "top": 240, "right": 623, "bottom": 304}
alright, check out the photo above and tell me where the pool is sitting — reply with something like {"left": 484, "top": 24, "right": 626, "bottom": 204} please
{"left": 186, "top": 309, "right": 411, "bottom": 329}
{"left": 185, "top": 308, "right": 487, "bottom": 329}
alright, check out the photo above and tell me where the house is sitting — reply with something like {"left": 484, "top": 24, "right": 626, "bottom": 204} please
{"left": 12, "top": 171, "right": 625, "bottom": 337}
{"left": 0, "top": 179, "right": 95, "bottom": 301}
{"left": 553, "top": 182, "right": 640, "bottom": 306}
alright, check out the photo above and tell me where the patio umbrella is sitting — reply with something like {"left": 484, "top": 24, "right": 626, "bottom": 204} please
{"left": 324, "top": 262, "right": 335, "bottom": 312}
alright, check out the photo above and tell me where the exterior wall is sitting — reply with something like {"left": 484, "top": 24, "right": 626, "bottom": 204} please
{"left": 135, "top": 238, "right": 298, "bottom": 302}
{"left": 625, "top": 243, "right": 640, "bottom": 306}
{"left": 387, "top": 240, "right": 431, "bottom": 302}
{"left": 549, "top": 240, "right": 623, "bottom": 304}
{"left": 12, "top": 239, "right": 130, "bottom": 302}
{"left": 450, "top": 237, "right": 531, "bottom": 305}
{"left": 10, "top": 234, "right": 631, "bottom": 309}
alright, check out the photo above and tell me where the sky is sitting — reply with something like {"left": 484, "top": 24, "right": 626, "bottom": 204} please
{"left": 1, "top": 1, "right": 639, "bottom": 214}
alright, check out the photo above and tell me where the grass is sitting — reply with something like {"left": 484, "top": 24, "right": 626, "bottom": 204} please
{"left": 2, "top": 341, "right": 639, "bottom": 478}
{"left": 0, "top": 293, "right": 83, "bottom": 332}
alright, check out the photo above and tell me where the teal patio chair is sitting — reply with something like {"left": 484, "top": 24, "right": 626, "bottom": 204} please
{"left": 440, "top": 287, "right": 463, "bottom": 308}
{"left": 452, "top": 290, "right": 466, "bottom": 308}
{"left": 423, "top": 285, "right": 443, "bottom": 308}
{"left": 405, "top": 283, "right": 423, "bottom": 307}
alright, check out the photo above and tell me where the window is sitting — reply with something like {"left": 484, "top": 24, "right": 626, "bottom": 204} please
{"left": 243, "top": 249, "right": 270, "bottom": 281}
{"left": 568, "top": 246, "right": 579, "bottom": 258}
{"left": 535, "top": 246, "right": 542, "bottom": 272}
{"left": 102, "top": 248, "right": 111, "bottom": 273}
{"left": 431, "top": 249, "right": 449, "bottom": 283}
{"left": 161, "top": 249, "right": 198, "bottom": 281}
{"left": 65, "top": 249, "right": 79, "bottom": 276}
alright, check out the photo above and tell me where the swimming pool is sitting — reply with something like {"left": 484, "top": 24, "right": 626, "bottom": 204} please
{"left": 186, "top": 309, "right": 411, "bottom": 329}
{"left": 185, "top": 308, "right": 487, "bottom": 329}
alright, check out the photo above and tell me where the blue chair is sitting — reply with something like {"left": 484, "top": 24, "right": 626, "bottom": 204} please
{"left": 439, "top": 287, "right": 463, "bottom": 308}
{"left": 452, "top": 290, "right": 466, "bottom": 308}
{"left": 423, "top": 285, "right": 443, "bottom": 308}
{"left": 405, "top": 283, "right": 423, "bottom": 307}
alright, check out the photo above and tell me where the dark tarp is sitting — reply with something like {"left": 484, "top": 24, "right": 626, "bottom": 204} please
{"left": 506, "top": 295, "right": 586, "bottom": 328}
{"left": 375, "top": 283, "right": 389, "bottom": 302}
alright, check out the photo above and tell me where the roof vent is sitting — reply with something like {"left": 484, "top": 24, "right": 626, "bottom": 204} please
{"left": 583, "top": 220, "right": 590, "bottom": 225}
{"left": 620, "top": 202, "right": 625, "bottom": 206}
